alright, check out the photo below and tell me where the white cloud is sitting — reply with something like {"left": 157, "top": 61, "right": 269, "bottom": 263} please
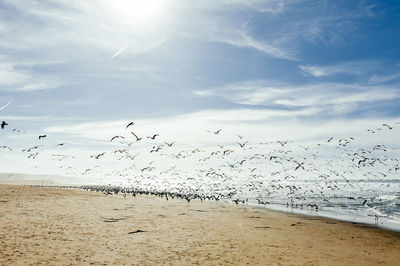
{"left": 299, "top": 61, "right": 372, "bottom": 77}
{"left": 299, "top": 65, "right": 330, "bottom": 77}
{"left": 0, "top": 0, "right": 169, "bottom": 60}
{"left": 218, "top": 30, "right": 296, "bottom": 60}
{"left": 194, "top": 80, "right": 400, "bottom": 115}
{"left": 0, "top": 63, "right": 29, "bottom": 85}
{"left": 368, "top": 73, "right": 400, "bottom": 84}
{"left": 0, "top": 61, "right": 62, "bottom": 92}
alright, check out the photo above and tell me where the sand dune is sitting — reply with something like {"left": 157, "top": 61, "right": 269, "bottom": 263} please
{"left": 0, "top": 184, "right": 399, "bottom": 265}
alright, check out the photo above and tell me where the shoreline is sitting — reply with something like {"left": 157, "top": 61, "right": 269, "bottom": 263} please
{"left": 1, "top": 184, "right": 400, "bottom": 265}
{"left": 3, "top": 175, "right": 400, "bottom": 233}
{"left": 15, "top": 181, "right": 400, "bottom": 233}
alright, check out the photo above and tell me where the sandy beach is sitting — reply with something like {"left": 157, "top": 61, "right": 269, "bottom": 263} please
{"left": 0, "top": 184, "right": 399, "bottom": 265}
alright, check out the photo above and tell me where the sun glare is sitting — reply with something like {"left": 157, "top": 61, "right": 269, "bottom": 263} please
{"left": 109, "top": 0, "right": 165, "bottom": 24}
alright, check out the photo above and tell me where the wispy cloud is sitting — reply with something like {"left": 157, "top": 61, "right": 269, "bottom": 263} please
{"left": 216, "top": 30, "right": 296, "bottom": 60}
{"left": 0, "top": 63, "right": 29, "bottom": 86}
{"left": 194, "top": 80, "right": 400, "bottom": 116}
{"left": 0, "top": 61, "right": 62, "bottom": 92}
{"left": 299, "top": 61, "right": 372, "bottom": 77}
{"left": 368, "top": 73, "right": 400, "bottom": 84}
{"left": 108, "top": 45, "right": 127, "bottom": 61}
{"left": 0, "top": 100, "right": 12, "bottom": 111}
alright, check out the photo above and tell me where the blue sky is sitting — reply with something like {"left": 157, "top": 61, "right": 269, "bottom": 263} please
{"left": 1, "top": 0, "right": 400, "bottom": 175}
{"left": 0, "top": 0, "right": 399, "bottom": 120}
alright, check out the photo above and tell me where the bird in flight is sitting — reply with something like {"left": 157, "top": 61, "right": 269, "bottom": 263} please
{"left": 126, "top": 122, "right": 134, "bottom": 129}
{"left": 23, "top": 145, "right": 42, "bottom": 152}
{"left": 1, "top": 121, "right": 8, "bottom": 129}
{"left": 207, "top": 129, "right": 222, "bottom": 134}
{"left": 294, "top": 161, "right": 305, "bottom": 171}
{"left": 150, "top": 145, "right": 163, "bottom": 153}
{"left": 147, "top": 134, "right": 159, "bottom": 140}
{"left": 277, "top": 140, "right": 288, "bottom": 146}
{"left": 131, "top": 132, "right": 142, "bottom": 141}
{"left": 38, "top": 135, "right": 47, "bottom": 140}
{"left": 382, "top": 123, "right": 394, "bottom": 130}
{"left": 236, "top": 141, "right": 248, "bottom": 148}
{"left": 0, "top": 145, "right": 12, "bottom": 151}
{"left": 91, "top": 152, "right": 106, "bottom": 159}
{"left": 164, "top": 141, "right": 175, "bottom": 147}
{"left": 110, "top": 135, "right": 125, "bottom": 142}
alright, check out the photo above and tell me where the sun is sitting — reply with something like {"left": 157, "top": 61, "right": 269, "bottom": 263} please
{"left": 109, "top": 0, "right": 165, "bottom": 25}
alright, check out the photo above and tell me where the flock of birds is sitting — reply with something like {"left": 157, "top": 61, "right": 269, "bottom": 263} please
{"left": 1, "top": 119, "right": 400, "bottom": 223}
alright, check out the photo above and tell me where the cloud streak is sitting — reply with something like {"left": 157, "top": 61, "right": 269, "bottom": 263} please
{"left": 194, "top": 80, "right": 400, "bottom": 116}
{"left": 0, "top": 99, "right": 12, "bottom": 111}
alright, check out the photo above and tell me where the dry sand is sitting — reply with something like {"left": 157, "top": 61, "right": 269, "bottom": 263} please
{"left": 0, "top": 184, "right": 399, "bottom": 265}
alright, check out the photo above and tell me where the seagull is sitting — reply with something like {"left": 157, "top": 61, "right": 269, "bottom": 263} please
{"left": 24, "top": 145, "right": 42, "bottom": 152}
{"left": 114, "top": 149, "right": 128, "bottom": 154}
{"left": 38, "top": 135, "right": 47, "bottom": 140}
{"left": 236, "top": 141, "right": 248, "bottom": 148}
{"left": 110, "top": 135, "right": 125, "bottom": 142}
{"left": 147, "top": 134, "right": 159, "bottom": 140}
{"left": 164, "top": 141, "right": 175, "bottom": 147}
{"left": 1, "top": 121, "right": 8, "bottom": 129}
{"left": 277, "top": 140, "right": 287, "bottom": 146}
{"left": 208, "top": 129, "right": 222, "bottom": 134}
{"left": 382, "top": 123, "right": 394, "bottom": 130}
{"left": 0, "top": 145, "right": 12, "bottom": 151}
{"left": 150, "top": 146, "right": 163, "bottom": 153}
{"left": 131, "top": 132, "right": 142, "bottom": 141}
{"left": 126, "top": 122, "right": 134, "bottom": 129}
{"left": 95, "top": 152, "right": 105, "bottom": 159}
{"left": 82, "top": 169, "right": 92, "bottom": 175}
{"left": 28, "top": 152, "right": 39, "bottom": 159}
{"left": 294, "top": 161, "right": 305, "bottom": 171}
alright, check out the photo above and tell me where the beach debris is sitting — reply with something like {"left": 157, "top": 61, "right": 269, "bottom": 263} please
{"left": 128, "top": 230, "right": 146, "bottom": 234}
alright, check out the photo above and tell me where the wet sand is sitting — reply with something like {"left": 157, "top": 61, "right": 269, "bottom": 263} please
{"left": 1, "top": 184, "right": 399, "bottom": 265}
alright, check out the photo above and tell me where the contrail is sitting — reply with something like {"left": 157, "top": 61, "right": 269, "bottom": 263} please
{"left": 109, "top": 46, "right": 127, "bottom": 61}
{"left": 0, "top": 100, "right": 12, "bottom": 111}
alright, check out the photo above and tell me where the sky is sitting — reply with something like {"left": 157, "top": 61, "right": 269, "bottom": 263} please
{"left": 0, "top": 0, "right": 400, "bottom": 177}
